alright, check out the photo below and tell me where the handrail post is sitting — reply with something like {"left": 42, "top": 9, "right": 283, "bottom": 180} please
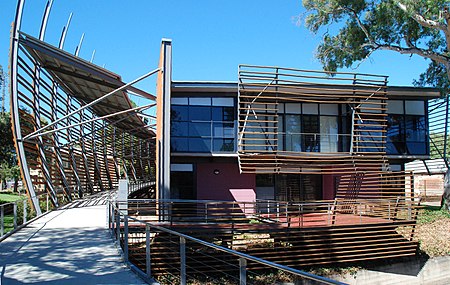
{"left": 124, "top": 215, "right": 129, "bottom": 262}
{"left": 180, "top": 236, "right": 186, "bottom": 285}
{"left": 276, "top": 202, "right": 279, "bottom": 221}
{"left": 23, "top": 200, "right": 27, "bottom": 224}
{"left": 239, "top": 257, "right": 247, "bottom": 285}
{"left": 146, "top": 224, "right": 151, "bottom": 278}
{"left": 116, "top": 211, "right": 121, "bottom": 242}
{"left": 111, "top": 206, "right": 115, "bottom": 234}
{"left": 13, "top": 203, "right": 18, "bottom": 229}
{"left": 1, "top": 205, "right": 4, "bottom": 236}
{"left": 46, "top": 193, "right": 49, "bottom": 212}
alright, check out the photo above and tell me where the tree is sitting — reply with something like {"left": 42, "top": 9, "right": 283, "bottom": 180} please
{"left": 302, "top": 0, "right": 450, "bottom": 95}
{"left": 0, "top": 65, "right": 6, "bottom": 113}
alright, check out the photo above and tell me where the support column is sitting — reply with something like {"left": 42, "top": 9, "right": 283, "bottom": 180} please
{"left": 156, "top": 39, "right": 172, "bottom": 208}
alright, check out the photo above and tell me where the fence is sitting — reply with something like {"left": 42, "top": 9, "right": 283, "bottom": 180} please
{"left": 108, "top": 199, "right": 346, "bottom": 285}
{"left": 0, "top": 192, "right": 53, "bottom": 240}
{"left": 118, "top": 197, "right": 418, "bottom": 228}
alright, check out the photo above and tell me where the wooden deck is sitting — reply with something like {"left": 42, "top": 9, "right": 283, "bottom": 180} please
{"left": 123, "top": 213, "right": 418, "bottom": 277}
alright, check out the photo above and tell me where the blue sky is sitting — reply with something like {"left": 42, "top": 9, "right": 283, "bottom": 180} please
{"left": 0, "top": 0, "right": 431, "bottom": 106}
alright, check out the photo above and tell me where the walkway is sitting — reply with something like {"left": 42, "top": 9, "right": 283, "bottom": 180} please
{"left": 0, "top": 199, "right": 147, "bottom": 285}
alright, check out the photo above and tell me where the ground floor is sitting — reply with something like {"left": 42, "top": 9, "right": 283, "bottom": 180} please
{"left": 170, "top": 157, "right": 386, "bottom": 202}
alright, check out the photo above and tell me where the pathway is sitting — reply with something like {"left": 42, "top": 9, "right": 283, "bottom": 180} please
{"left": 0, "top": 201, "right": 147, "bottom": 285}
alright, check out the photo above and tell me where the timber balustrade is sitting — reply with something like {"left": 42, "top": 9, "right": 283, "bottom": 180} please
{"left": 108, "top": 197, "right": 420, "bottom": 284}
{"left": 108, "top": 199, "right": 346, "bottom": 285}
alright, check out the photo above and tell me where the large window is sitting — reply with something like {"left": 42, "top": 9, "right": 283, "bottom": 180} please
{"left": 386, "top": 100, "right": 427, "bottom": 155}
{"left": 278, "top": 103, "right": 346, "bottom": 152}
{"left": 171, "top": 97, "right": 236, "bottom": 153}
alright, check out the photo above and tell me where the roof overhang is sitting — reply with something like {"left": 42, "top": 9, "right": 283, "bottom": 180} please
{"left": 19, "top": 32, "right": 155, "bottom": 138}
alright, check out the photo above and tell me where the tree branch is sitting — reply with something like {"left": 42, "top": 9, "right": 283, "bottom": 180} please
{"left": 396, "top": 1, "right": 446, "bottom": 31}
{"left": 373, "top": 42, "right": 450, "bottom": 65}
{"left": 342, "top": 7, "right": 375, "bottom": 45}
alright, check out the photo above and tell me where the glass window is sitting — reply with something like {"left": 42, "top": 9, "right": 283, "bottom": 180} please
{"left": 212, "top": 97, "right": 234, "bottom": 106}
{"left": 189, "top": 106, "right": 211, "bottom": 121}
{"left": 171, "top": 138, "right": 189, "bottom": 152}
{"left": 188, "top": 122, "right": 210, "bottom": 137}
{"left": 189, "top": 138, "right": 210, "bottom": 152}
{"left": 320, "top": 104, "right": 338, "bottom": 115}
{"left": 213, "top": 122, "right": 234, "bottom": 138}
{"left": 171, "top": 105, "right": 189, "bottom": 121}
{"left": 256, "top": 174, "right": 274, "bottom": 187}
{"left": 303, "top": 103, "right": 319, "bottom": 115}
{"left": 171, "top": 97, "right": 188, "bottom": 105}
{"left": 285, "top": 103, "right": 301, "bottom": 114}
{"left": 405, "top": 101, "right": 425, "bottom": 115}
{"left": 405, "top": 116, "right": 426, "bottom": 142}
{"left": 189, "top": 97, "right": 211, "bottom": 106}
{"left": 320, "top": 116, "right": 338, "bottom": 152}
{"left": 387, "top": 100, "right": 404, "bottom": 114}
{"left": 213, "top": 138, "right": 235, "bottom": 152}
{"left": 171, "top": 121, "right": 189, "bottom": 136}
{"left": 212, "top": 107, "right": 235, "bottom": 121}
{"left": 302, "top": 115, "right": 319, "bottom": 152}
{"left": 285, "top": 115, "right": 301, "bottom": 151}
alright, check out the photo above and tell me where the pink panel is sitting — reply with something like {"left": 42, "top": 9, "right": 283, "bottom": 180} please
{"left": 196, "top": 162, "right": 255, "bottom": 201}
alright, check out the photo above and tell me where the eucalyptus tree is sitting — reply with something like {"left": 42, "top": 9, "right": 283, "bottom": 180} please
{"left": 302, "top": 0, "right": 450, "bottom": 94}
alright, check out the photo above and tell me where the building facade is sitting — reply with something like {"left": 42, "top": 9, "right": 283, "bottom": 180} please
{"left": 169, "top": 79, "right": 439, "bottom": 203}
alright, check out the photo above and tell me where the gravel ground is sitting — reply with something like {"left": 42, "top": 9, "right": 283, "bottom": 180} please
{"left": 415, "top": 217, "right": 450, "bottom": 257}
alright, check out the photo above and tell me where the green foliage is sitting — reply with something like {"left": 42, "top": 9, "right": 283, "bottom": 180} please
{"left": 0, "top": 112, "right": 15, "bottom": 167}
{"left": 0, "top": 193, "right": 23, "bottom": 203}
{"left": 417, "top": 205, "right": 450, "bottom": 224}
{"left": 302, "top": 0, "right": 450, "bottom": 95}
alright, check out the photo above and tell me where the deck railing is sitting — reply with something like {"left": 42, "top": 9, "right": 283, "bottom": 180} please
{"left": 119, "top": 198, "right": 418, "bottom": 228}
{"left": 0, "top": 192, "right": 53, "bottom": 240}
{"left": 108, "top": 199, "right": 346, "bottom": 285}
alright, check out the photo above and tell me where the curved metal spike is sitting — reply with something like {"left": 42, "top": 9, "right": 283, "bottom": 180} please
{"left": 58, "top": 12, "right": 73, "bottom": 49}
{"left": 39, "top": 0, "right": 53, "bottom": 41}
{"left": 74, "top": 33, "right": 84, "bottom": 56}
{"left": 90, "top": 49, "right": 96, "bottom": 63}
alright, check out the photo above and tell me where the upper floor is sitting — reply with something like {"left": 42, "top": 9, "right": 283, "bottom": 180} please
{"left": 170, "top": 81, "right": 439, "bottom": 162}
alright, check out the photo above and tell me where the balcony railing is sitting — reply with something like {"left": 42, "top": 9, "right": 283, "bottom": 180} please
{"left": 241, "top": 132, "right": 352, "bottom": 153}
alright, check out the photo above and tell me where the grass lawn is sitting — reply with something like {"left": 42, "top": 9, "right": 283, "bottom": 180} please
{"left": 0, "top": 193, "right": 23, "bottom": 203}
{"left": 1, "top": 215, "right": 15, "bottom": 233}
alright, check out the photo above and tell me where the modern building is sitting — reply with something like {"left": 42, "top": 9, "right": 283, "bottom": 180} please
{"left": 169, "top": 75, "right": 440, "bottom": 204}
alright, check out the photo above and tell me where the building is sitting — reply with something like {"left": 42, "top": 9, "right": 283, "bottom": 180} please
{"left": 169, "top": 69, "right": 440, "bottom": 203}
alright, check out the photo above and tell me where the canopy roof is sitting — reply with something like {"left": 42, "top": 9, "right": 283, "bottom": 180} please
{"left": 19, "top": 32, "right": 155, "bottom": 138}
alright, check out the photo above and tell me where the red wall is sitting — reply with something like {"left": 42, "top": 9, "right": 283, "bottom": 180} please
{"left": 322, "top": 174, "right": 336, "bottom": 200}
{"left": 196, "top": 162, "right": 255, "bottom": 201}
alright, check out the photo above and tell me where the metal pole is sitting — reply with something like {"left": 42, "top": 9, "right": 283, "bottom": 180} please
{"left": 180, "top": 237, "right": 186, "bottom": 285}
{"left": 111, "top": 206, "right": 115, "bottom": 234}
{"left": 1, "top": 206, "right": 4, "bottom": 236}
{"left": 146, "top": 224, "right": 151, "bottom": 277}
{"left": 239, "top": 258, "right": 247, "bottom": 285}
{"left": 46, "top": 193, "right": 49, "bottom": 212}
{"left": 124, "top": 215, "right": 129, "bottom": 262}
{"left": 23, "top": 200, "right": 27, "bottom": 224}
{"left": 13, "top": 203, "right": 18, "bottom": 229}
{"left": 116, "top": 211, "right": 121, "bottom": 242}
{"left": 26, "top": 102, "right": 156, "bottom": 140}
{"left": 23, "top": 68, "right": 160, "bottom": 140}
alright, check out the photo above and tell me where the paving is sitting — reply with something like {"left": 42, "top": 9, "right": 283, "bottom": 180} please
{"left": 0, "top": 203, "right": 147, "bottom": 285}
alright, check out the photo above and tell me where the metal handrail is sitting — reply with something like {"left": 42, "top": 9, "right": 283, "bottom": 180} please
{"left": 109, "top": 200, "right": 346, "bottom": 285}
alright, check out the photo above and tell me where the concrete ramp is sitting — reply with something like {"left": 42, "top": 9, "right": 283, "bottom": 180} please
{"left": 0, "top": 205, "right": 146, "bottom": 285}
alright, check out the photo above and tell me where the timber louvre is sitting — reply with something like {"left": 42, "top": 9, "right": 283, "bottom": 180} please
{"left": 10, "top": 0, "right": 159, "bottom": 214}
